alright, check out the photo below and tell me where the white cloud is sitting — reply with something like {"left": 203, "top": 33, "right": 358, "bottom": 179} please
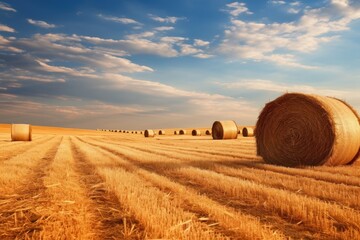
{"left": 154, "top": 26, "right": 174, "bottom": 31}
{"left": 270, "top": 0, "right": 286, "bottom": 5}
{"left": 98, "top": 14, "right": 141, "bottom": 25}
{"left": 217, "top": 79, "right": 349, "bottom": 97}
{"left": 0, "top": 24, "right": 15, "bottom": 32}
{"left": 0, "top": 2, "right": 16, "bottom": 12}
{"left": 149, "top": 14, "right": 185, "bottom": 23}
{"left": 194, "top": 39, "right": 210, "bottom": 47}
{"left": 27, "top": 19, "right": 57, "bottom": 28}
{"left": 226, "top": 2, "right": 253, "bottom": 17}
{"left": 194, "top": 53, "right": 214, "bottom": 59}
{"left": 218, "top": 1, "right": 360, "bottom": 68}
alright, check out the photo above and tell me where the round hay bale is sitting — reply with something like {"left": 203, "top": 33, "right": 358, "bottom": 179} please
{"left": 11, "top": 124, "right": 32, "bottom": 141}
{"left": 159, "top": 130, "right": 165, "bottom": 135}
{"left": 135, "top": 131, "right": 138, "bottom": 134}
{"left": 212, "top": 120, "right": 238, "bottom": 140}
{"left": 205, "top": 130, "right": 211, "bottom": 135}
{"left": 144, "top": 129, "right": 155, "bottom": 138}
{"left": 179, "top": 130, "right": 186, "bottom": 135}
{"left": 192, "top": 129, "right": 201, "bottom": 136}
{"left": 242, "top": 127, "right": 255, "bottom": 137}
{"left": 174, "top": 130, "right": 179, "bottom": 135}
{"left": 256, "top": 93, "right": 360, "bottom": 167}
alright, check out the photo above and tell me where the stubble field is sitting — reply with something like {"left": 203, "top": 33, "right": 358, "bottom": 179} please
{"left": 1, "top": 124, "right": 360, "bottom": 240}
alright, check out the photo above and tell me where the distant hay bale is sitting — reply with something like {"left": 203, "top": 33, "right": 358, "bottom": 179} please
{"left": 192, "top": 129, "right": 201, "bottom": 136}
{"left": 256, "top": 93, "right": 360, "bottom": 167}
{"left": 174, "top": 130, "right": 179, "bottom": 135}
{"left": 140, "top": 131, "right": 143, "bottom": 134}
{"left": 238, "top": 128, "right": 242, "bottom": 135}
{"left": 144, "top": 129, "right": 155, "bottom": 138}
{"left": 242, "top": 127, "right": 255, "bottom": 137}
{"left": 159, "top": 130, "right": 166, "bottom": 135}
{"left": 205, "top": 130, "right": 211, "bottom": 135}
{"left": 179, "top": 130, "right": 186, "bottom": 135}
{"left": 212, "top": 120, "right": 238, "bottom": 140}
{"left": 11, "top": 124, "right": 32, "bottom": 141}
{"left": 135, "top": 131, "right": 138, "bottom": 134}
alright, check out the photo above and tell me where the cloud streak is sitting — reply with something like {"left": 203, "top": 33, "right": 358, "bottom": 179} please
{"left": 27, "top": 19, "right": 57, "bottom": 28}
{"left": 0, "top": 1, "right": 16, "bottom": 12}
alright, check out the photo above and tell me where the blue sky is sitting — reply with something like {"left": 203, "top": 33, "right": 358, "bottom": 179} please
{"left": 0, "top": 0, "right": 359, "bottom": 129}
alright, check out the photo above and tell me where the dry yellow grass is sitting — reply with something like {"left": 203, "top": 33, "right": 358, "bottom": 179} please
{"left": 1, "top": 123, "right": 360, "bottom": 239}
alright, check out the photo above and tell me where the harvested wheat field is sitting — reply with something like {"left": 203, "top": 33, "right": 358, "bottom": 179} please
{"left": 1, "top": 123, "right": 360, "bottom": 240}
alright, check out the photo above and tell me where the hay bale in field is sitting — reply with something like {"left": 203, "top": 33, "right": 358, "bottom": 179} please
{"left": 144, "top": 129, "right": 155, "bottom": 138}
{"left": 205, "top": 130, "right": 211, "bottom": 135}
{"left": 11, "top": 124, "right": 32, "bottom": 141}
{"left": 256, "top": 93, "right": 360, "bottom": 167}
{"left": 242, "top": 127, "right": 255, "bottom": 137}
{"left": 179, "top": 130, "right": 186, "bottom": 135}
{"left": 174, "top": 130, "right": 179, "bottom": 135}
{"left": 159, "top": 130, "right": 165, "bottom": 135}
{"left": 192, "top": 129, "right": 201, "bottom": 136}
{"left": 212, "top": 120, "right": 238, "bottom": 140}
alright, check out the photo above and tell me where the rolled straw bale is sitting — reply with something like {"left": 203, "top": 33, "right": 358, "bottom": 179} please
{"left": 144, "top": 129, "right": 155, "bottom": 138}
{"left": 11, "top": 124, "right": 32, "bottom": 141}
{"left": 242, "top": 127, "right": 255, "bottom": 137}
{"left": 212, "top": 120, "right": 238, "bottom": 140}
{"left": 205, "top": 130, "right": 211, "bottom": 135}
{"left": 159, "top": 130, "right": 166, "bottom": 135}
{"left": 174, "top": 130, "right": 179, "bottom": 135}
{"left": 179, "top": 130, "right": 186, "bottom": 135}
{"left": 256, "top": 93, "right": 360, "bottom": 167}
{"left": 192, "top": 129, "right": 201, "bottom": 136}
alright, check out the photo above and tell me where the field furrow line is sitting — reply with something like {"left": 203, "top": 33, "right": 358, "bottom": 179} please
{"left": 0, "top": 136, "right": 62, "bottom": 239}
{"left": 88, "top": 137, "right": 261, "bottom": 163}
{"left": 172, "top": 167, "right": 360, "bottom": 239}
{"left": 0, "top": 136, "right": 53, "bottom": 161}
{"left": 210, "top": 164, "right": 360, "bottom": 210}
{"left": 72, "top": 137, "right": 229, "bottom": 239}
{"left": 76, "top": 137, "right": 285, "bottom": 240}
{"left": 69, "top": 137, "right": 145, "bottom": 240}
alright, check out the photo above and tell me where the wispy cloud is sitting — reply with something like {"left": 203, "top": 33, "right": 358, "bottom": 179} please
{"left": 225, "top": 2, "right": 253, "bottom": 17}
{"left": 219, "top": 1, "right": 360, "bottom": 68}
{"left": 98, "top": 14, "right": 141, "bottom": 25}
{"left": 0, "top": 24, "right": 15, "bottom": 32}
{"left": 27, "top": 19, "right": 57, "bottom": 28}
{"left": 154, "top": 26, "right": 174, "bottom": 31}
{"left": 217, "top": 79, "right": 349, "bottom": 97}
{"left": 0, "top": 1, "right": 16, "bottom": 12}
{"left": 149, "top": 14, "right": 185, "bottom": 23}
{"left": 269, "top": 0, "right": 303, "bottom": 14}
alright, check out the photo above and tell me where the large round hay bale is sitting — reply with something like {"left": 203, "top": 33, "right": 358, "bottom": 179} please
{"left": 192, "top": 129, "right": 201, "bottom": 136}
{"left": 144, "top": 129, "right": 155, "bottom": 138}
{"left": 159, "top": 130, "right": 165, "bottom": 135}
{"left": 212, "top": 120, "right": 238, "bottom": 140}
{"left": 179, "top": 130, "right": 186, "bottom": 135}
{"left": 256, "top": 93, "right": 360, "bottom": 167}
{"left": 205, "top": 130, "right": 211, "bottom": 135}
{"left": 242, "top": 127, "right": 255, "bottom": 137}
{"left": 11, "top": 124, "right": 32, "bottom": 141}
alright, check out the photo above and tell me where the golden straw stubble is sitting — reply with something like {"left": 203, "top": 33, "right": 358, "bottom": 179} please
{"left": 212, "top": 120, "right": 238, "bottom": 140}
{"left": 256, "top": 93, "right": 360, "bottom": 167}
{"left": 11, "top": 124, "right": 32, "bottom": 141}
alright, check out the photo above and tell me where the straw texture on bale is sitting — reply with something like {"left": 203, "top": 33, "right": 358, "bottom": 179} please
{"left": 212, "top": 120, "right": 238, "bottom": 140}
{"left": 242, "top": 127, "right": 255, "bottom": 137}
{"left": 256, "top": 93, "right": 360, "bottom": 167}
{"left": 179, "top": 130, "right": 186, "bottom": 135}
{"left": 192, "top": 129, "right": 201, "bottom": 136}
{"left": 205, "top": 130, "right": 211, "bottom": 135}
{"left": 11, "top": 124, "right": 32, "bottom": 141}
{"left": 144, "top": 129, "right": 155, "bottom": 138}
{"left": 159, "top": 130, "right": 165, "bottom": 135}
